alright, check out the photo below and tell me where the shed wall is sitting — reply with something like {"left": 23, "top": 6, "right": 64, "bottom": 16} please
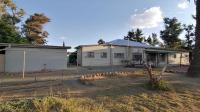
{"left": 5, "top": 48, "right": 68, "bottom": 72}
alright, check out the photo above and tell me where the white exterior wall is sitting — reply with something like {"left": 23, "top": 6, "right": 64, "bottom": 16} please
{"left": 130, "top": 47, "right": 145, "bottom": 59}
{"left": 5, "top": 48, "right": 68, "bottom": 72}
{"left": 81, "top": 46, "right": 111, "bottom": 66}
{"left": 168, "top": 52, "right": 189, "bottom": 65}
{"left": 111, "top": 46, "right": 127, "bottom": 65}
{"left": 79, "top": 45, "right": 146, "bottom": 66}
{"left": 79, "top": 45, "right": 190, "bottom": 67}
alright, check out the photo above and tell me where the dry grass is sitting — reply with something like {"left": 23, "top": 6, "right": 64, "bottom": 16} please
{"left": 0, "top": 67, "right": 200, "bottom": 112}
{"left": 1, "top": 89, "right": 200, "bottom": 112}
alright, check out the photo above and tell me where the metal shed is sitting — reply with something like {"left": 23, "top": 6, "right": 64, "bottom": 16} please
{"left": 0, "top": 43, "right": 71, "bottom": 73}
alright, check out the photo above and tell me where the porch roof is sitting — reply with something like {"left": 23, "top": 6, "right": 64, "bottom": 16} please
{"left": 145, "top": 49, "right": 182, "bottom": 53}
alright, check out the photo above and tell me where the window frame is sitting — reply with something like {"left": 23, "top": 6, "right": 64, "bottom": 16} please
{"left": 101, "top": 52, "right": 107, "bottom": 58}
{"left": 86, "top": 52, "right": 95, "bottom": 58}
{"left": 114, "top": 53, "right": 125, "bottom": 59}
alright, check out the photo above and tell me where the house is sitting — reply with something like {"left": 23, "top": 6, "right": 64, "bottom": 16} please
{"left": 0, "top": 43, "right": 71, "bottom": 73}
{"left": 76, "top": 39, "right": 189, "bottom": 67}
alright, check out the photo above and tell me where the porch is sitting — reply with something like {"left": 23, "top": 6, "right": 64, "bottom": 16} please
{"left": 144, "top": 49, "right": 178, "bottom": 67}
{"left": 145, "top": 51, "right": 168, "bottom": 67}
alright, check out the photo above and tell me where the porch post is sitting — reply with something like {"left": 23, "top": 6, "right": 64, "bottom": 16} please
{"left": 167, "top": 53, "right": 169, "bottom": 64}
{"left": 180, "top": 52, "right": 182, "bottom": 67}
{"left": 156, "top": 53, "right": 158, "bottom": 67}
{"left": 109, "top": 45, "right": 113, "bottom": 66}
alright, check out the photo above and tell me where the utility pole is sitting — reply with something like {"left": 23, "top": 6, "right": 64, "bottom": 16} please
{"left": 22, "top": 50, "right": 26, "bottom": 79}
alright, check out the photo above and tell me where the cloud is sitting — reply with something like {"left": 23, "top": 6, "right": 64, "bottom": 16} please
{"left": 58, "top": 36, "right": 67, "bottom": 40}
{"left": 130, "top": 7, "right": 163, "bottom": 29}
{"left": 178, "top": 1, "right": 189, "bottom": 9}
{"left": 134, "top": 9, "right": 138, "bottom": 12}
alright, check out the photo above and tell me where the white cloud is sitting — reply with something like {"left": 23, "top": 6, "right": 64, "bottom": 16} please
{"left": 178, "top": 1, "right": 189, "bottom": 9}
{"left": 130, "top": 7, "right": 163, "bottom": 29}
{"left": 134, "top": 9, "right": 138, "bottom": 12}
{"left": 59, "top": 36, "right": 67, "bottom": 40}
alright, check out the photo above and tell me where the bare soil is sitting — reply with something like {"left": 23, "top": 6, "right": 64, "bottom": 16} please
{"left": 0, "top": 66, "right": 199, "bottom": 102}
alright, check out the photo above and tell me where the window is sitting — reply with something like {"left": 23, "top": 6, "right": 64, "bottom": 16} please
{"left": 185, "top": 54, "right": 189, "bottom": 57}
{"left": 101, "top": 52, "right": 107, "bottom": 58}
{"left": 114, "top": 53, "right": 124, "bottom": 59}
{"left": 159, "top": 53, "right": 166, "bottom": 62}
{"left": 174, "top": 54, "right": 176, "bottom": 58}
{"left": 132, "top": 54, "right": 142, "bottom": 61}
{"left": 86, "top": 52, "right": 94, "bottom": 58}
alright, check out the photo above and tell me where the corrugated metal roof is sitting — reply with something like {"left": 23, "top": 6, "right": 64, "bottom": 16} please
{"left": 107, "top": 39, "right": 151, "bottom": 48}
{"left": 0, "top": 43, "right": 71, "bottom": 49}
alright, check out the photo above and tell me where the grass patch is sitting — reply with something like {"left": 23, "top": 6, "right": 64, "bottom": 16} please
{"left": 1, "top": 90, "right": 200, "bottom": 112}
{"left": 144, "top": 80, "right": 171, "bottom": 91}
{"left": 0, "top": 97, "right": 106, "bottom": 112}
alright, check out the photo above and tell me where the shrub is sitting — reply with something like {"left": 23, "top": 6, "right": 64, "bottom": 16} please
{"left": 145, "top": 80, "right": 171, "bottom": 91}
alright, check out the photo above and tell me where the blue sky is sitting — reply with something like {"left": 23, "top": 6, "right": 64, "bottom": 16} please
{"left": 15, "top": 0, "right": 195, "bottom": 51}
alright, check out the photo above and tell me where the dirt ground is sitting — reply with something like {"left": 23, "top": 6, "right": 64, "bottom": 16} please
{"left": 0, "top": 66, "right": 198, "bottom": 101}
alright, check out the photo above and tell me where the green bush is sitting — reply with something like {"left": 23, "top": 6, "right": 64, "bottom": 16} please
{"left": 145, "top": 80, "right": 171, "bottom": 91}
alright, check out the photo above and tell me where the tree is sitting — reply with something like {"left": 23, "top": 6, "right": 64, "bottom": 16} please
{"left": 98, "top": 39, "right": 105, "bottom": 45}
{"left": 145, "top": 33, "right": 160, "bottom": 46}
{"left": 23, "top": 13, "right": 50, "bottom": 44}
{"left": 0, "top": 0, "right": 25, "bottom": 25}
{"left": 187, "top": 0, "right": 200, "bottom": 76}
{"left": 160, "top": 17, "right": 183, "bottom": 49}
{"left": 183, "top": 24, "right": 195, "bottom": 50}
{"left": 124, "top": 28, "right": 144, "bottom": 42}
{"left": 0, "top": 18, "right": 21, "bottom": 43}
{"left": 152, "top": 33, "right": 160, "bottom": 46}
{"left": 145, "top": 36, "right": 152, "bottom": 45}
{"left": 0, "top": 0, "right": 26, "bottom": 44}
{"left": 135, "top": 29, "right": 144, "bottom": 42}
{"left": 124, "top": 29, "right": 135, "bottom": 41}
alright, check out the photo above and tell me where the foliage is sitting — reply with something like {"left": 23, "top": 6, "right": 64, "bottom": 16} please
{"left": 23, "top": 13, "right": 50, "bottom": 44}
{"left": 124, "top": 28, "right": 144, "bottom": 42}
{"left": 0, "top": 16, "right": 27, "bottom": 44}
{"left": 0, "top": 0, "right": 25, "bottom": 25}
{"left": 0, "top": 0, "right": 27, "bottom": 44}
{"left": 160, "top": 17, "right": 183, "bottom": 48}
{"left": 69, "top": 52, "right": 77, "bottom": 64}
{"left": 145, "top": 33, "right": 160, "bottom": 46}
{"left": 183, "top": 24, "right": 195, "bottom": 50}
{"left": 145, "top": 80, "right": 171, "bottom": 91}
{"left": 0, "top": 0, "right": 50, "bottom": 45}
{"left": 98, "top": 39, "right": 105, "bottom": 45}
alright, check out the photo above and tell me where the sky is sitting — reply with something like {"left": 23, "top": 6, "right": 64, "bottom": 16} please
{"left": 14, "top": 0, "right": 195, "bottom": 51}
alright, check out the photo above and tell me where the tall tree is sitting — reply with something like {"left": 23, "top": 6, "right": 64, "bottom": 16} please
{"left": 0, "top": 0, "right": 26, "bottom": 44}
{"left": 160, "top": 17, "right": 183, "bottom": 48}
{"left": 145, "top": 36, "right": 152, "bottom": 45}
{"left": 0, "top": 0, "right": 25, "bottom": 25}
{"left": 124, "top": 28, "right": 144, "bottom": 42}
{"left": 23, "top": 13, "right": 50, "bottom": 44}
{"left": 135, "top": 29, "right": 144, "bottom": 42}
{"left": 188, "top": 0, "right": 200, "bottom": 76}
{"left": 0, "top": 17, "right": 21, "bottom": 43}
{"left": 145, "top": 33, "right": 160, "bottom": 46}
{"left": 98, "top": 39, "right": 105, "bottom": 45}
{"left": 124, "top": 29, "right": 135, "bottom": 41}
{"left": 183, "top": 24, "right": 195, "bottom": 50}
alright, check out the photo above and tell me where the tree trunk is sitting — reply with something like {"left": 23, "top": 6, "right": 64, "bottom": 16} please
{"left": 188, "top": 0, "right": 200, "bottom": 76}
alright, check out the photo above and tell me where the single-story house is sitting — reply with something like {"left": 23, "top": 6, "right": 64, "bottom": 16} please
{"left": 0, "top": 43, "right": 71, "bottom": 73}
{"left": 76, "top": 39, "right": 189, "bottom": 67}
